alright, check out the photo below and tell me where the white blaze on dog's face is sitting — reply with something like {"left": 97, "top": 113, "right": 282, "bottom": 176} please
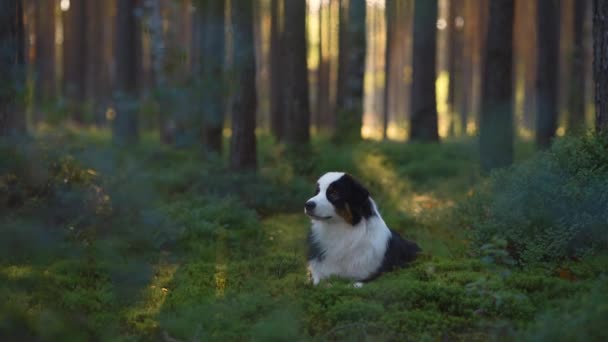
{"left": 304, "top": 172, "right": 373, "bottom": 225}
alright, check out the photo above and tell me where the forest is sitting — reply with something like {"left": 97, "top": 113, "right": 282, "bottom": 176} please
{"left": 1, "top": 0, "right": 607, "bottom": 340}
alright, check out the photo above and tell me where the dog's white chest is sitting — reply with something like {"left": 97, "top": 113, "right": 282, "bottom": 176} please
{"left": 308, "top": 218, "right": 390, "bottom": 284}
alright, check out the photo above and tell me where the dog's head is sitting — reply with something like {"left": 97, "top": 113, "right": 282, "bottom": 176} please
{"left": 304, "top": 172, "right": 373, "bottom": 225}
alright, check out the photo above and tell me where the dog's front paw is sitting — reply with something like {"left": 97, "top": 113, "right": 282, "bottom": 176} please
{"left": 352, "top": 282, "right": 364, "bottom": 288}
{"left": 308, "top": 265, "right": 321, "bottom": 286}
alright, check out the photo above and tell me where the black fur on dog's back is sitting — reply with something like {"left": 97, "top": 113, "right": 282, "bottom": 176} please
{"left": 363, "top": 229, "right": 421, "bottom": 282}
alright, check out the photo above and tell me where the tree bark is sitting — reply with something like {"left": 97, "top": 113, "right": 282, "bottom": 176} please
{"left": 113, "top": 0, "right": 140, "bottom": 145}
{"left": 86, "top": 0, "right": 111, "bottom": 126}
{"left": 479, "top": 0, "right": 514, "bottom": 173}
{"left": 448, "top": 0, "right": 465, "bottom": 136}
{"left": 382, "top": 0, "right": 394, "bottom": 140}
{"left": 317, "top": 1, "right": 331, "bottom": 133}
{"left": 34, "top": 0, "right": 56, "bottom": 122}
{"left": 536, "top": 0, "right": 560, "bottom": 148}
{"left": 593, "top": 0, "right": 608, "bottom": 132}
{"left": 410, "top": 0, "right": 439, "bottom": 142}
{"left": 335, "top": 0, "right": 366, "bottom": 143}
{"left": 0, "top": 0, "right": 26, "bottom": 137}
{"left": 63, "top": 0, "right": 88, "bottom": 124}
{"left": 229, "top": 0, "right": 257, "bottom": 171}
{"left": 568, "top": 0, "right": 587, "bottom": 133}
{"left": 144, "top": 0, "right": 173, "bottom": 143}
{"left": 201, "top": 0, "right": 225, "bottom": 154}
{"left": 269, "top": 0, "right": 284, "bottom": 141}
{"left": 282, "top": 0, "right": 310, "bottom": 145}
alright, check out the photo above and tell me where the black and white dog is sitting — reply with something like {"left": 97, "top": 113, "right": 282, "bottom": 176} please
{"left": 305, "top": 172, "right": 420, "bottom": 286}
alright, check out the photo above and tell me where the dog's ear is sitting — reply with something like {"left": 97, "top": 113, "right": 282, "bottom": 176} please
{"left": 342, "top": 174, "right": 372, "bottom": 224}
{"left": 343, "top": 173, "right": 369, "bottom": 205}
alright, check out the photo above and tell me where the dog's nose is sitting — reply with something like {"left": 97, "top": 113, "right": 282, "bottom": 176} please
{"left": 305, "top": 201, "right": 316, "bottom": 211}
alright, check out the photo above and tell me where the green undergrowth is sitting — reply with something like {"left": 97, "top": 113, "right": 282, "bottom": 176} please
{"left": 1, "top": 130, "right": 606, "bottom": 341}
{"left": 460, "top": 133, "right": 608, "bottom": 264}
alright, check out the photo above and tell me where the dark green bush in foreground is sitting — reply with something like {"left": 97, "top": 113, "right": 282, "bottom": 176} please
{"left": 461, "top": 133, "right": 608, "bottom": 264}
{"left": 519, "top": 277, "right": 608, "bottom": 341}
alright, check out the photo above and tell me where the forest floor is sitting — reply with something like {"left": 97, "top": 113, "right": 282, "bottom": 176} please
{"left": 1, "top": 129, "right": 606, "bottom": 341}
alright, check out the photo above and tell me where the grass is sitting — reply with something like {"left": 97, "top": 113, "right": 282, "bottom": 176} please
{"left": 0, "top": 129, "right": 605, "bottom": 341}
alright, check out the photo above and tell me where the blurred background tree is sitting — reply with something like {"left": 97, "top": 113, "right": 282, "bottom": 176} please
{"left": 479, "top": 0, "right": 514, "bottom": 173}
{"left": 0, "top": 0, "right": 26, "bottom": 137}
{"left": 410, "top": 0, "right": 438, "bottom": 142}
{"left": 0, "top": 0, "right": 604, "bottom": 161}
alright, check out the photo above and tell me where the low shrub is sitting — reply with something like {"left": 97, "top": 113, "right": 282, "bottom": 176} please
{"left": 518, "top": 278, "right": 608, "bottom": 341}
{"left": 460, "top": 133, "right": 608, "bottom": 264}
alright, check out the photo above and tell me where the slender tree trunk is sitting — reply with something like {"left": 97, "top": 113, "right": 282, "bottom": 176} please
{"left": 336, "top": 0, "right": 347, "bottom": 120}
{"left": 448, "top": 0, "right": 465, "bottom": 136}
{"left": 568, "top": 0, "right": 587, "bottom": 133}
{"left": 326, "top": 0, "right": 339, "bottom": 130}
{"left": 282, "top": 0, "right": 310, "bottom": 145}
{"left": 63, "top": 0, "right": 87, "bottom": 124}
{"left": 461, "top": 0, "right": 476, "bottom": 134}
{"left": 34, "top": 0, "right": 56, "bottom": 123}
{"left": 269, "top": 0, "right": 284, "bottom": 141}
{"left": 0, "top": 0, "right": 26, "bottom": 137}
{"left": 201, "top": 0, "right": 225, "bottom": 154}
{"left": 229, "top": 0, "right": 257, "bottom": 170}
{"left": 536, "top": 0, "right": 560, "bottom": 148}
{"left": 480, "top": 0, "right": 514, "bottom": 173}
{"left": 317, "top": 1, "right": 331, "bottom": 133}
{"left": 593, "top": 0, "right": 608, "bottom": 132}
{"left": 382, "top": 0, "right": 394, "bottom": 140}
{"left": 113, "top": 0, "right": 140, "bottom": 145}
{"left": 86, "top": 0, "right": 109, "bottom": 126}
{"left": 100, "top": 0, "right": 116, "bottom": 125}
{"left": 410, "top": 0, "right": 439, "bottom": 142}
{"left": 144, "top": 0, "right": 173, "bottom": 143}
{"left": 334, "top": 0, "right": 366, "bottom": 143}
{"left": 520, "top": 0, "right": 537, "bottom": 131}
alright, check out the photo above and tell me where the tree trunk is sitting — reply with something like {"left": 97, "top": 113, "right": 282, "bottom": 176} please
{"left": 317, "top": 1, "right": 331, "bottom": 133}
{"left": 568, "top": 0, "right": 587, "bottom": 133}
{"left": 536, "top": 0, "right": 560, "bottom": 148}
{"left": 144, "top": 0, "right": 173, "bottom": 143}
{"left": 63, "top": 0, "right": 87, "bottom": 124}
{"left": 410, "top": 0, "right": 439, "bottom": 142}
{"left": 593, "top": 0, "right": 608, "bottom": 132}
{"left": 269, "top": 0, "right": 284, "bottom": 141}
{"left": 567, "top": 0, "right": 587, "bottom": 133}
{"left": 113, "top": 0, "right": 140, "bottom": 145}
{"left": 0, "top": 0, "right": 26, "bottom": 137}
{"left": 34, "top": 0, "right": 56, "bottom": 122}
{"left": 382, "top": 0, "right": 394, "bottom": 140}
{"left": 448, "top": 0, "right": 465, "bottom": 136}
{"left": 334, "top": 0, "right": 366, "bottom": 143}
{"left": 479, "top": 0, "right": 514, "bottom": 174}
{"left": 86, "top": 0, "right": 110, "bottom": 126}
{"left": 229, "top": 0, "right": 257, "bottom": 171}
{"left": 201, "top": 0, "right": 225, "bottom": 154}
{"left": 282, "top": 0, "right": 310, "bottom": 145}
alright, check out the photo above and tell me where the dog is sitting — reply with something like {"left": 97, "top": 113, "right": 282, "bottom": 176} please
{"left": 305, "top": 172, "right": 420, "bottom": 286}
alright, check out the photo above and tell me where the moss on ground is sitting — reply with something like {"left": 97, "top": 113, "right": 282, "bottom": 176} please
{"left": 0, "top": 131, "right": 605, "bottom": 341}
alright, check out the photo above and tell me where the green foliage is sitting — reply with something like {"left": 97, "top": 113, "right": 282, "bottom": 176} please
{"left": 1, "top": 131, "right": 606, "bottom": 340}
{"left": 518, "top": 278, "right": 608, "bottom": 341}
{"left": 460, "top": 133, "right": 608, "bottom": 264}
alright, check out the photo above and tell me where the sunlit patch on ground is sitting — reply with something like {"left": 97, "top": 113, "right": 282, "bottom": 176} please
{"left": 125, "top": 260, "right": 178, "bottom": 332}
{"left": 2, "top": 265, "right": 34, "bottom": 280}
{"left": 410, "top": 193, "right": 455, "bottom": 214}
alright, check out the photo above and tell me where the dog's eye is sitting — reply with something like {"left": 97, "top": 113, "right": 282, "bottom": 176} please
{"left": 327, "top": 188, "right": 339, "bottom": 201}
